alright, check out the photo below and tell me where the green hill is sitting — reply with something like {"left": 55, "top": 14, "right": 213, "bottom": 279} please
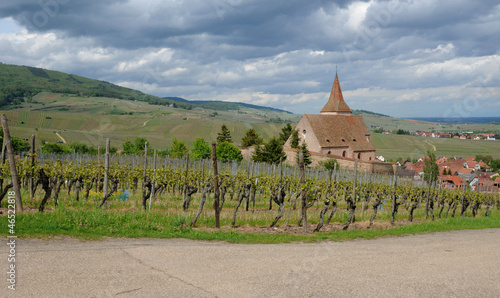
{"left": 0, "top": 63, "right": 291, "bottom": 114}
{"left": 165, "top": 97, "right": 292, "bottom": 114}
{"left": 0, "top": 62, "right": 177, "bottom": 108}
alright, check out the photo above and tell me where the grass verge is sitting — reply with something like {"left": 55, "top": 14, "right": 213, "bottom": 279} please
{"left": 1, "top": 207, "right": 499, "bottom": 244}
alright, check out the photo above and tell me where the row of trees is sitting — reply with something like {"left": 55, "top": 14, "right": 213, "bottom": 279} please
{"left": 34, "top": 123, "right": 319, "bottom": 167}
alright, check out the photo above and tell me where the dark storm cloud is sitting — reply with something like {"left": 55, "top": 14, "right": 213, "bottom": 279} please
{"left": 1, "top": 0, "right": 360, "bottom": 52}
{"left": 0, "top": 0, "right": 499, "bottom": 117}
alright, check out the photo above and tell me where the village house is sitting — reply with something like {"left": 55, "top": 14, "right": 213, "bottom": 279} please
{"left": 284, "top": 73, "right": 376, "bottom": 161}
{"left": 440, "top": 175, "right": 465, "bottom": 190}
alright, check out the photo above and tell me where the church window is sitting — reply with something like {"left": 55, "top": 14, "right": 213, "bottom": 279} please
{"left": 357, "top": 153, "right": 361, "bottom": 159}
{"left": 342, "top": 151, "right": 346, "bottom": 157}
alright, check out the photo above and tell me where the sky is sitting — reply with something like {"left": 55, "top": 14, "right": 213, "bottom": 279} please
{"left": 0, "top": 0, "right": 499, "bottom": 118}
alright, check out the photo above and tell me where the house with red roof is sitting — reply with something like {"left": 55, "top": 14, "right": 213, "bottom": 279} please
{"left": 440, "top": 175, "right": 465, "bottom": 190}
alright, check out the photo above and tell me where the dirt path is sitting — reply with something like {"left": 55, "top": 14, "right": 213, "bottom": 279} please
{"left": 3, "top": 229, "right": 500, "bottom": 297}
{"left": 54, "top": 132, "right": 66, "bottom": 144}
{"left": 425, "top": 140, "right": 437, "bottom": 151}
{"left": 142, "top": 119, "right": 152, "bottom": 127}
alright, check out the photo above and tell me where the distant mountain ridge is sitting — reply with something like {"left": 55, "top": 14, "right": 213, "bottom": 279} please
{"left": 0, "top": 62, "right": 168, "bottom": 106}
{"left": 163, "top": 97, "right": 292, "bottom": 114}
{"left": 0, "top": 62, "right": 292, "bottom": 114}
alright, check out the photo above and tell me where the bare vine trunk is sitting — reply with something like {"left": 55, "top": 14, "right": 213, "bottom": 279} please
{"left": 141, "top": 176, "right": 152, "bottom": 210}
{"left": 369, "top": 196, "right": 383, "bottom": 227}
{"left": 191, "top": 182, "right": 212, "bottom": 227}
{"left": 99, "top": 178, "right": 119, "bottom": 208}
{"left": 314, "top": 200, "right": 330, "bottom": 232}
{"left": 183, "top": 185, "right": 198, "bottom": 211}
{"left": 38, "top": 169, "right": 54, "bottom": 212}
{"left": 270, "top": 187, "right": 286, "bottom": 227}
{"left": 232, "top": 183, "right": 251, "bottom": 227}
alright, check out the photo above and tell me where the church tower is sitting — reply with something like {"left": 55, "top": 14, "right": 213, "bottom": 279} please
{"left": 320, "top": 73, "right": 352, "bottom": 115}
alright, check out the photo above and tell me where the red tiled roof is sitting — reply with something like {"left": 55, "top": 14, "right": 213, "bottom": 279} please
{"left": 478, "top": 161, "right": 490, "bottom": 169}
{"left": 320, "top": 73, "right": 352, "bottom": 114}
{"left": 440, "top": 175, "right": 464, "bottom": 186}
{"left": 303, "top": 114, "right": 375, "bottom": 152}
{"left": 458, "top": 168, "right": 474, "bottom": 174}
{"left": 476, "top": 173, "right": 492, "bottom": 180}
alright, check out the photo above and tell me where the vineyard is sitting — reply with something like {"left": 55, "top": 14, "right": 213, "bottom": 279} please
{"left": 2, "top": 146, "right": 499, "bottom": 235}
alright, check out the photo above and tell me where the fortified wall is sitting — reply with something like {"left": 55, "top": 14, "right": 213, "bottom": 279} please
{"left": 284, "top": 148, "right": 397, "bottom": 175}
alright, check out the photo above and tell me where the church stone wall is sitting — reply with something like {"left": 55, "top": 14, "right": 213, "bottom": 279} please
{"left": 284, "top": 148, "right": 395, "bottom": 174}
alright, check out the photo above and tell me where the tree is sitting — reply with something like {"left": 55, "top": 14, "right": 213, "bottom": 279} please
{"left": 241, "top": 128, "right": 263, "bottom": 147}
{"left": 475, "top": 155, "right": 493, "bottom": 165}
{"left": 217, "top": 124, "right": 232, "bottom": 143}
{"left": 42, "top": 143, "right": 66, "bottom": 154}
{"left": 122, "top": 137, "right": 149, "bottom": 154}
{"left": 290, "top": 129, "right": 300, "bottom": 149}
{"left": 216, "top": 142, "right": 243, "bottom": 163}
{"left": 296, "top": 142, "right": 311, "bottom": 166}
{"left": 122, "top": 141, "right": 135, "bottom": 154}
{"left": 423, "top": 150, "right": 439, "bottom": 184}
{"left": 134, "top": 137, "right": 148, "bottom": 152}
{"left": 191, "top": 138, "right": 211, "bottom": 160}
{"left": 68, "top": 142, "right": 90, "bottom": 154}
{"left": 0, "top": 130, "right": 30, "bottom": 152}
{"left": 169, "top": 138, "right": 188, "bottom": 158}
{"left": 279, "top": 123, "right": 293, "bottom": 144}
{"left": 319, "top": 158, "right": 338, "bottom": 172}
{"left": 490, "top": 159, "right": 500, "bottom": 172}
{"left": 252, "top": 137, "right": 286, "bottom": 165}
{"left": 392, "top": 129, "right": 410, "bottom": 135}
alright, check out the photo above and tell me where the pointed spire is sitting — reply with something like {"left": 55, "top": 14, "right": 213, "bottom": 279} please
{"left": 320, "top": 73, "right": 352, "bottom": 114}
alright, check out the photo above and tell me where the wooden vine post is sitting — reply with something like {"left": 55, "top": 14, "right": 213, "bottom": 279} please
{"left": 391, "top": 166, "right": 398, "bottom": 224}
{"left": 102, "top": 138, "right": 110, "bottom": 207}
{"left": 1, "top": 114, "right": 23, "bottom": 212}
{"left": 148, "top": 149, "right": 157, "bottom": 211}
{"left": 97, "top": 146, "right": 101, "bottom": 192}
{"left": 143, "top": 141, "right": 148, "bottom": 182}
{"left": 212, "top": 142, "right": 220, "bottom": 228}
{"left": 299, "top": 150, "right": 307, "bottom": 233}
{"left": 29, "top": 134, "right": 35, "bottom": 198}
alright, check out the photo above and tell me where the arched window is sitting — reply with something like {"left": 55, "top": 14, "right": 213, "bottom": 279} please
{"left": 358, "top": 153, "right": 361, "bottom": 159}
{"left": 342, "top": 151, "right": 346, "bottom": 158}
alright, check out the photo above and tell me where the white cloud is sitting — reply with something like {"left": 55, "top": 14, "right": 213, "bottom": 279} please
{"left": 395, "top": 92, "right": 420, "bottom": 103}
{"left": 347, "top": 1, "right": 372, "bottom": 29}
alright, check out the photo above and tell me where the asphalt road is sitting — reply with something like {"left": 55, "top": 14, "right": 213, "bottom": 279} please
{"left": 3, "top": 229, "right": 500, "bottom": 297}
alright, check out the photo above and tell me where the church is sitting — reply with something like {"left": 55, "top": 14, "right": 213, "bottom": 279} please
{"left": 285, "top": 73, "right": 376, "bottom": 162}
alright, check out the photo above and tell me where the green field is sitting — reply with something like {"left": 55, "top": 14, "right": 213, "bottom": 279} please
{"left": 2, "top": 92, "right": 499, "bottom": 160}
{"left": 2, "top": 93, "right": 299, "bottom": 149}
{"left": 361, "top": 113, "right": 500, "bottom": 134}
